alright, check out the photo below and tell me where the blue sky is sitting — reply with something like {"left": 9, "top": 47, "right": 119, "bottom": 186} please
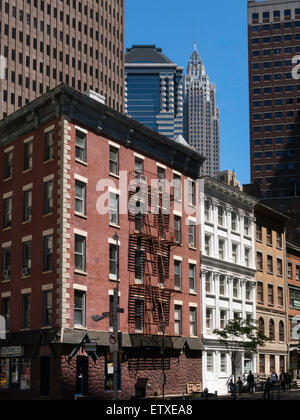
{"left": 125, "top": 0, "right": 250, "bottom": 184}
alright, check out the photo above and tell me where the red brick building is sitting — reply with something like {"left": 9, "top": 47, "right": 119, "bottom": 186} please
{"left": 286, "top": 241, "right": 300, "bottom": 379}
{"left": 0, "top": 84, "right": 205, "bottom": 399}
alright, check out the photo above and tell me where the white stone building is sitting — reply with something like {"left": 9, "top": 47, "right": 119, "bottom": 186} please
{"left": 199, "top": 177, "right": 257, "bottom": 395}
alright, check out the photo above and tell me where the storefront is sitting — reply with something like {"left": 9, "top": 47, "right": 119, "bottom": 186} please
{"left": 0, "top": 347, "right": 30, "bottom": 392}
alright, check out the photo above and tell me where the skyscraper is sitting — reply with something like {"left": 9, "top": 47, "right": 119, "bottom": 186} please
{"left": 0, "top": 0, "right": 125, "bottom": 118}
{"left": 184, "top": 44, "right": 220, "bottom": 177}
{"left": 125, "top": 45, "right": 184, "bottom": 139}
{"left": 248, "top": 0, "right": 300, "bottom": 199}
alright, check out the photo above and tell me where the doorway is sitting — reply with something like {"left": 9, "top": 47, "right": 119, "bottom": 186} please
{"left": 76, "top": 356, "right": 89, "bottom": 396}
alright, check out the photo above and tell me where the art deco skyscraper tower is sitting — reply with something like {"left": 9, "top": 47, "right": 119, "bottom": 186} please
{"left": 184, "top": 44, "right": 220, "bottom": 177}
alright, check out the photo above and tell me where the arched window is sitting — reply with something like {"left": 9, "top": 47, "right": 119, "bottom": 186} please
{"left": 279, "top": 321, "right": 285, "bottom": 342}
{"left": 259, "top": 318, "right": 265, "bottom": 335}
{"left": 269, "top": 319, "right": 275, "bottom": 341}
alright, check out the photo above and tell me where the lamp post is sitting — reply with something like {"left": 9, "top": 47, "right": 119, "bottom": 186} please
{"left": 92, "top": 232, "right": 121, "bottom": 401}
{"left": 112, "top": 233, "right": 120, "bottom": 401}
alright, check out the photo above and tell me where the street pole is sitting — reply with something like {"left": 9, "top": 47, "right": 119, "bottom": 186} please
{"left": 161, "top": 323, "right": 165, "bottom": 399}
{"left": 113, "top": 233, "right": 119, "bottom": 401}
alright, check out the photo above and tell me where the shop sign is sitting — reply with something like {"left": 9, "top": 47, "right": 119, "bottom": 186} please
{"left": 0, "top": 346, "right": 24, "bottom": 358}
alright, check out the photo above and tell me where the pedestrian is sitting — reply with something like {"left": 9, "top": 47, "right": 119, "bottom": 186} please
{"left": 229, "top": 379, "right": 235, "bottom": 397}
{"left": 279, "top": 370, "right": 287, "bottom": 392}
{"left": 236, "top": 377, "right": 243, "bottom": 395}
{"left": 263, "top": 377, "right": 271, "bottom": 400}
{"left": 271, "top": 371, "right": 278, "bottom": 387}
{"left": 247, "top": 370, "right": 255, "bottom": 394}
{"left": 286, "top": 371, "right": 292, "bottom": 391}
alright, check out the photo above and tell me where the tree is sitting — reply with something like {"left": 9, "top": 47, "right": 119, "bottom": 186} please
{"left": 213, "top": 318, "right": 269, "bottom": 384}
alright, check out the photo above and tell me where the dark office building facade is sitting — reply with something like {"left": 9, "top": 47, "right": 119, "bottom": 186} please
{"left": 125, "top": 45, "right": 184, "bottom": 140}
{"left": 0, "top": 0, "right": 124, "bottom": 118}
{"left": 248, "top": 0, "right": 300, "bottom": 200}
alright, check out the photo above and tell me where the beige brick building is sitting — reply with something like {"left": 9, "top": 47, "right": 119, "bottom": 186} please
{"left": 0, "top": 0, "right": 124, "bottom": 119}
{"left": 255, "top": 203, "right": 289, "bottom": 377}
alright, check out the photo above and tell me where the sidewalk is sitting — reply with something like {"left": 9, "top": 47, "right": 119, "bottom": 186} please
{"left": 218, "top": 389, "right": 300, "bottom": 400}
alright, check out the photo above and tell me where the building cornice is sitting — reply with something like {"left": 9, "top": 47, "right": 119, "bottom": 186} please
{"left": 0, "top": 84, "right": 205, "bottom": 179}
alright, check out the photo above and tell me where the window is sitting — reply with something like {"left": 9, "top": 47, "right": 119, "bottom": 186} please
{"left": 174, "top": 305, "right": 182, "bottom": 335}
{"left": 219, "top": 239, "right": 225, "bottom": 260}
{"left": 24, "top": 141, "right": 33, "bottom": 170}
{"left": 207, "top": 353, "right": 213, "bottom": 373}
{"left": 204, "top": 201, "right": 210, "bottom": 222}
{"left": 43, "top": 235, "right": 53, "bottom": 272}
{"left": 206, "top": 308, "right": 213, "bottom": 330}
{"left": 109, "top": 192, "right": 119, "bottom": 225}
{"left": 288, "top": 262, "right": 293, "bottom": 278}
{"left": 269, "top": 320, "right": 275, "bottom": 341}
{"left": 258, "top": 282, "right": 264, "bottom": 304}
{"left": 75, "top": 129, "right": 86, "bottom": 162}
{"left": 246, "top": 282, "right": 252, "bottom": 301}
{"left": 22, "top": 241, "right": 32, "bottom": 276}
{"left": 173, "top": 174, "right": 181, "bottom": 202}
{"left": 259, "top": 355, "right": 265, "bottom": 374}
{"left": 279, "top": 321, "right": 284, "bottom": 342}
{"left": 233, "top": 278, "right": 239, "bottom": 299}
{"left": 109, "top": 243, "right": 118, "bottom": 281}
{"left": 277, "top": 259, "right": 283, "bottom": 276}
{"left": 188, "top": 180, "right": 196, "bottom": 206}
{"left": 75, "top": 180, "right": 86, "bottom": 215}
{"left": 2, "top": 246, "right": 11, "bottom": 281}
{"left": 189, "top": 307, "right": 197, "bottom": 337}
{"left": 245, "top": 248, "right": 250, "bottom": 267}
{"left": 276, "top": 232, "right": 282, "bottom": 249}
{"left": 189, "top": 221, "right": 196, "bottom": 248}
{"left": 135, "top": 249, "right": 144, "bottom": 284}
{"left": 3, "top": 197, "right": 12, "bottom": 228}
{"left": 256, "top": 225, "right": 262, "bottom": 241}
{"left": 22, "top": 294, "right": 31, "bottom": 329}
{"left": 267, "top": 256, "right": 273, "bottom": 274}
{"left": 259, "top": 318, "right": 265, "bottom": 335}
{"left": 220, "top": 353, "right": 227, "bottom": 374}
{"left": 219, "top": 275, "right": 226, "bottom": 296}
{"left": 257, "top": 252, "right": 263, "bottom": 271}
{"left": 44, "top": 181, "right": 53, "bottom": 215}
{"left": 220, "top": 310, "right": 227, "bottom": 329}
{"left": 74, "top": 235, "right": 86, "bottom": 272}
{"left": 74, "top": 290, "right": 86, "bottom": 327}
{"left": 231, "top": 212, "right": 237, "bottom": 231}
{"left": 45, "top": 131, "right": 54, "bottom": 161}
{"left": 232, "top": 244, "right": 238, "bottom": 264}
{"left": 4, "top": 150, "right": 13, "bottom": 179}
{"left": 157, "top": 167, "right": 165, "bottom": 193}
{"left": 268, "top": 285, "right": 274, "bottom": 306}
{"left": 2, "top": 297, "right": 10, "bottom": 330}
{"left": 244, "top": 217, "right": 250, "bottom": 236}
{"left": 205, "top": 235, "right": 211, "bottom": 256}
{"left": 296, "top": 266, "right": 300, "bottom": 282}
{"left": 135, "top": 157, "right": 144, "bottom": 178}
{"left": 134, "top": 299, "right": 144, "bottom": 332}
{"left": 189, "top": 264, "right": 196, "bottom": 294}
{"left": 174, "top": 216, "right": 181, "bottom": 243}
{"left": 218, "top": 206, "right": 224, "bottom": 226}
{"left": 43, "top": 290, "right": 53, "bottom": 327}
{"left": 23, "top": 189, "right": 32, "bottom": 222}
{"left": 267, "top": 228, "right": 272, "bottom": 246}
{"left": 205, "top": 272, "right": 213, "bottom": 294}
{"left": 290, "top": 289, "right": 300, "bottom": 310}
{"left": 0, "top": 358, "right": 31, "bottom": 391}
{"left": 174, "top": 260, "right": 182, "bottom": 290}
{"left": 109, "top": 146, "right": 119, "bottom": 176}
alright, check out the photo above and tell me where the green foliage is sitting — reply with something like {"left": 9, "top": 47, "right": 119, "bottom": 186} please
{"left": 213, "top": 318, "right": 270, "bottom": 353}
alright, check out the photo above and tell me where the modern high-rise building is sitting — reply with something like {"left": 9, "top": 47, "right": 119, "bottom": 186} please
{"left": 125, "top": 45, "right": 184, "bottom": 140}
{"left": 248, "top": 0, "right": 300, "bottom": 199}
{"left": 184, "top": 44, "right": 220, "bottom": 178}
{"left": 0, "top": 0, "right": 125, "bottom": 118}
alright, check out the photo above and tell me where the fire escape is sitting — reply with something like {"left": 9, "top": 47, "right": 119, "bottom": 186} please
{"left": 128, "top": 171, "right": 179, "bottom": 336}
